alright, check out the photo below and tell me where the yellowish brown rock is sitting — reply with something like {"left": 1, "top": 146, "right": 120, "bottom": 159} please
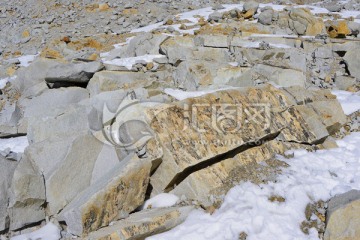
{"left": 327, "top": 20, "right": 351, "bottom": 38}
{"left": 22, "top": 30, "right": 30, "bottom": 38}
{"left": 325, "top": 190, "right": 360, "bottom": 240}
{"left": 147, "top": 85, "right": 330, "bottom": 195}
{"left": 86, "top": 206, "right": 194, "bottom": 240}
{"left": 98, "top": 3, "right": 110, "bottom": 11}
{"left": 243, "top": 9, "right": 255, "bottom": 19}
{"left": 59, "top": 154, "right": 152, "bottom": 236}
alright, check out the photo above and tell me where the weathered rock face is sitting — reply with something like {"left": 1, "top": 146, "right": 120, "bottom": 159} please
{"left": 7, "top": 154, "right": 46, "bottom": 230}
{"left": 288, "top": 8, "right": 325, "bottom": 36}
{"left": 325, "top": 190, "right": 360, "bottom": 240}
{"left": 0, "top": 157, "right": 18, "bottom": 232}
{"left": 170, "top": 140, "right": 288, "bottom": 206}
{"left": 59, "top": 154, "right": 152, "bottom": 236}
{"left": 11, "top": 58, "right": 60, "bottom": 95}
{"left": 146, "top": 85, "right": 341, "bottom": 196}
{"left": 86, "top": 206, "right": 194, "bottom": 240}
{"left": 45, "top": 61, "right": 104, "bottom": 86}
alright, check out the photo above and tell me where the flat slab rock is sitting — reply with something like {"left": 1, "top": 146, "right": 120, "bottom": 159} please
{"left": 58, "top": 154, "right": 152, "bottom": 236}
{"left": 86, "top": 206, "right": 194, "bottom": 240}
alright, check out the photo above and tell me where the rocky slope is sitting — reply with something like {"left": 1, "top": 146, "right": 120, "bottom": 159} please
{"left": 0, "top": 0, "right": 360, "bottom": 240}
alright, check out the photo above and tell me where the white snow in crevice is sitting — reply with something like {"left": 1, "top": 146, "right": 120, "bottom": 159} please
{"left": 0, "top": 76, "right": 16, "bottom": 89}
{"left": 103, "top": 54, "right": 164, "bottom": 70}
{"left": 11, "top": 222, "right": 61, "bottom": 240}
{"left": 0, "top": 136, "right": 29, "bottom": 153}
{"left": 148, "top": 132, "right": 360, "bottom": 240}
{"left": 17, "top": 54, "right": 38, "bottom": 67}
{"left": 113, "top": 36, "right": 136, "bottom": 49}
{"left": 142, "top": 193, "right": 179, "bottom": 210}
{"left": 332, "top": 90, "right": 360, "bottom": 115}
{"left": 164, "top": 87, "right": 239, "bottom": 101}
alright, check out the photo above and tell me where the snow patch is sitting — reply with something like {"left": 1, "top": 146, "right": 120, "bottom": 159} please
{"left": 0, "top": 136, "right": 29, "bottom": 153}
{"left": 18, "top": 54, "right": 38, "bottom": 67}
{"left": 332, "top": 90, "right": 360, "bottom": 115}
{"left": 0, "top": 76, "right": 16, "bottom": 89}
{"left": 103, "top": 54, "right": 164, "bottom": 70}
{"left": 164, "top": 87, "right": 239, "bottom": 101}
{"left": 11, "top": 222, "right": 61, "bottom": 240}
{"left": 142, "top": 193, "right": 179, "bottom": 209}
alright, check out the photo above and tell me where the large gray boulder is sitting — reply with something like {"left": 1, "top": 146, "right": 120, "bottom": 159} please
{"left": 105, "top": 33, "right": 169, "bottom": 60}
{"left": 59, "top": 154, "right": 152, "bottom": 236}
{"left": 243, "top": 1, "right": 259, "bottom": 13}
{"left": 0, "top": 156, "right": 18, "bottom": 231}
{"left": 45, "top": 61, "right": 104, "bottom": 85}
{"left": 11, "top": 58, "right": 59, "bottom": 96}
{"left": 258, "top": 9, "right": 274, "bottom": 25}
{"left": 325, "top": 190, "right": 360, "bottom": 240}
{"left": 34, "top": 134, "right": 105, "bottom": 216}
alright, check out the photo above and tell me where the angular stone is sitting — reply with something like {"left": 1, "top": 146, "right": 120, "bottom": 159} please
{"left": 196, "top": 34, "right": 229, "bottom": 48}
{"left": 43, "top": 134, "right": 105, "bottom": 216}
{"left": 335, "top": 76, "right": 357, "bottom": 91}
{"left": 283, "top": 86, "right": 336, "bottom": 105}
{"left": 212, "top": 66, "right": 251, "bottom": 87}
{"left": 327, "top": 20, "right": 351, "bottom": 38}
{"left": 87, "top": 71, "right": 170, "bottom": 97}
{"left": 252, "top": 64, "right": 306, "bottom": 87}
{"left": 0, "top": 156, "right": 18, "bottom": 231}
{"left": 8, "top": 154, "right": 46, "bottom": 230}
{"left": 18, "top": 87, "right": 88, "bottom": 137}
{"left": 87, "top": 206, "right": 194, "bottom": 240}
{"left": 309, "top": 100, "right": 347, "bottom": 134}
{"left": 11, "top": 58, "right": 60, "bottom": 95}
{"left": 325, "top": 190, "right": 360, "bottom": 240}
{"left": 58, "top": 154, "right": 152, "bottom": 236}
{"left": 45, "top": 61, "right": 104, "bottom": 84}
{"left": 277, "top": 105, "right": 328, "bottom": 144}
{"left": 160, "top": 36, "right": 195, "bottom": 64}
{"left": 122, "top": 33, "right": 169, "bottom": 58}
{"left": 0, "top": 101, "right": 21, "bottom": 137}
{"left": 243, "top": 1, "right": 259, "bottom": 13}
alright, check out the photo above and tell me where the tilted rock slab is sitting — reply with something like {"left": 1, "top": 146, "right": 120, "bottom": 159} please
{"left": 45, "top": 61, "right": 104, "bottom": 84}
{"left": 147, "top": 85, "right": 335, "bottom": 195}
{"left": 86, "top": 206, "right": 194, "bottom": 240}
{"left": 0, "top": 156, "right": 18, "bottom": 231}
{"left": 325, "top": 190, "right": 360, "bottom": 240}
{"left": 8, "top": 154, "right": 46, "bottom": 230}
{"left": 58, "top": 154, "right": 152, "bottom": 236}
